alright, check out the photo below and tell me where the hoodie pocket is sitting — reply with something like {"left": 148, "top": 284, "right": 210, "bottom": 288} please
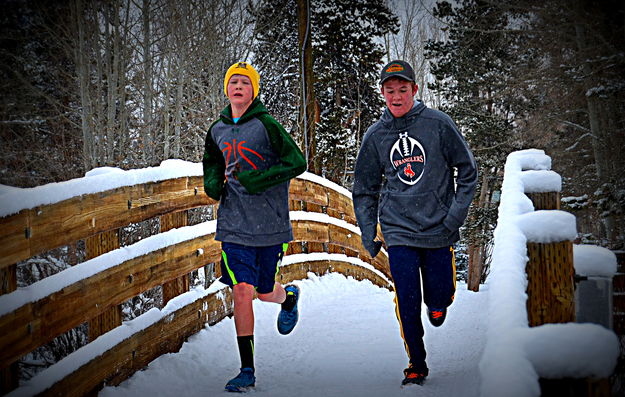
{"left": 380, "top": 191, "right": 449, "bottom": 233}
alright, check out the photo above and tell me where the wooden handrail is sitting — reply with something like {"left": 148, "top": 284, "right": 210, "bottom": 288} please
{"left": 0, "top": 219, "right": 388, "bottom": 369}
{"left": 0, "top": 176, "right": 212, "bottom": 270}
{"left": 0, "top": 173, "right": 388, "bottom": 396}
{"left": 0, "top": 176, "right": 362, "bottom": 271}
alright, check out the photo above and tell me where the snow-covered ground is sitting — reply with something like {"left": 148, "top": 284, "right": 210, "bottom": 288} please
{"left": 3, "top": 151, "right": 618, "bottom": 397}
{"left": 100, "top": 273, "right": 488, "bottom": 397}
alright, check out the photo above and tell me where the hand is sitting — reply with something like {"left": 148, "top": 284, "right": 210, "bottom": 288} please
{"left": 363, "top": 240, "right": 383, "bottom": 258}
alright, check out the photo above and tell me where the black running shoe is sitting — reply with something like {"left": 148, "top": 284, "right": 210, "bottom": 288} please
{"left": 427, "top": 307, "right": 447, "bottom": 327}
{"left": 402, "top": 366, "right": 428, "bottom": 386}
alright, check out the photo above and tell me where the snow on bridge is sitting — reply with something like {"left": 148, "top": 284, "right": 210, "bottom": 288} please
{"left": 1, "top": 151, "right": 619, "bottom": 397}
{"left": 99, "top": 273, "right": 488, "bottom": 397}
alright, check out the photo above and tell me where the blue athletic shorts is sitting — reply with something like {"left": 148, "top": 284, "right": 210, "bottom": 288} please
{"left": 219, "top": 242, "right": 289, "bottom": 294}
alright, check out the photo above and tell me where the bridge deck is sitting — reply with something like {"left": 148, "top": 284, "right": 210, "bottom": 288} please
{"left": 100, "top": 273, "right": 488, "bottom": 397}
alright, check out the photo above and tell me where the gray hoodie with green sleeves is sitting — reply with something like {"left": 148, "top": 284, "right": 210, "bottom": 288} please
{"left": 203, "top": 98, "right": 306, "bottom": 247}
{"left": 352, "top": 101, "right": 477, "bottom": 250}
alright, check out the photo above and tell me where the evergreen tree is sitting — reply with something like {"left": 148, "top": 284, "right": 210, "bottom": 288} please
{"left": 252, "top": 0, "right": 398, "bottom": 184}
{"left": 425, "top": 0, "right": 520, "bottom": 290}
{"left": 312, "top": 0, "right": 398, "bottom": 184}
{"left": 251, "top": 0, "right": 301, "bottom": 134}
{"left": 0, "top": 0, "right": 84, "bottom": 187}
{"left": 510, "top": 0, "right": 625, "bottom": 249}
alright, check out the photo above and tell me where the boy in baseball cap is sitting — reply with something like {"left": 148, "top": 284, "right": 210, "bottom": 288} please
{"left": 379, "top": 60, "right": 416, "bottom": 85}
{"left": 352, "top": 60, "right": 477, "bottom": 387}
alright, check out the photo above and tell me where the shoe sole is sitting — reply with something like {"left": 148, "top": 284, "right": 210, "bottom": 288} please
{"left": 277, "top": 311, "right": 298, "bottom": 335}
{"left": 401, "top": 379, "right": 425, "bottom": 387}
{"left": 225, "top": 384, "right": 255, "bottom": 393}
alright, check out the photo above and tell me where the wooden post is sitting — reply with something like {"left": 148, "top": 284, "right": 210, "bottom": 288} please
{"left": 613, "top": 251, "right": 625, "bottom": 396}
{"left": 525, "top": 190, "right": 612, "bottom": 396}
{"left": 526, "top": 240, "right": 575, "bottom": 326}
{"left": 87, "top": 229, "right": 122, "bottom": 342}
{"left": 161, "top": 211, "right": 189, "bottom": 306}
{"left": 0, "top": 264, "right": 19, "bottom": 394}
{"left": 527, "top": 191, "right": 561, "bottom": 210}
{"left": 525, "top": 190, "right": 575, "bottom": 326}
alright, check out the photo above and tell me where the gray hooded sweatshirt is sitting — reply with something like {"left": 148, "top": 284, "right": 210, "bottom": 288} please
{"left": 203, "top": 98, "right": 306, "bottom": 247}
{"left": 352, "top": 101, "right": 478, "bottom": 249}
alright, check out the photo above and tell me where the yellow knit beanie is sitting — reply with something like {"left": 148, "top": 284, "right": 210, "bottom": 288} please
{"left": 223, "top": 62, "right": 260, "bottom": 99}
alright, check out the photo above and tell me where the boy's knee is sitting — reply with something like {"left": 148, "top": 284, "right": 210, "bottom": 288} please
{"left": 233, "top": 282, "right": 255, "bottom": 300}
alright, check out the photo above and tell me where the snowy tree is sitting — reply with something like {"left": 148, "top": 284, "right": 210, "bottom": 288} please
{"left": 313, "top": 0, "right": 398, "bottom": 185}
{"left": 509, "top": 0, "right": 625, "bottom": 249}
{"left": 385, "top": 0, "right": 446, "bottom": 107}
{"left": 425, "top": 0, "right": 520, "bottom": 290}
{"left": 251, "top": 0, "right": 301, "bottom": 134}
{"left": 252, "top": 0, "right": 398, "bottom": 185}
{"left": 0, "top": 1, "right": 84, "bottom": 187}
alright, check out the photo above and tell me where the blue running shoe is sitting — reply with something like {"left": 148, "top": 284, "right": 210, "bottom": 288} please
{"left": 225, "top": 367, "right": 255, "bottom": 393}
{"left": 277, "top": 285, "right": 300, "bottom": 335}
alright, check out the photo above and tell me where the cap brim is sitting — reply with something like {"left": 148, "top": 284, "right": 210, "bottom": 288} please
{"left": 380, "top": 75, "right": 415, "bottom": 85}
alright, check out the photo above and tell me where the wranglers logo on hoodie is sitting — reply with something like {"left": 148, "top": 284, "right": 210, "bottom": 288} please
{"left": 390, "top": 132, "right": 425, "bottom": 185}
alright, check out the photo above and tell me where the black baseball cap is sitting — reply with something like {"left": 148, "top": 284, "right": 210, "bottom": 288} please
{"left": 380, "top": 60, "right": 415, "bottom": 85}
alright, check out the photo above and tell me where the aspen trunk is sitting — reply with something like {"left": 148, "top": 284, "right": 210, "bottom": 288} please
{"left": 297, "top": 0, "right": 318, "bottom": 173}
{"left": 142, "top": 0, "right": 154, "bottom": 163}
{"left": 73, "top": 0, "right": 95, "bottom": 170}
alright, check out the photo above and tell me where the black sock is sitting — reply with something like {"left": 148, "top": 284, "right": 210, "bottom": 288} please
{"left": 237, "top": 335, "right": 254, "bottom": 370}
{"left": 282, "top": 291, "right": 297, "bottom": 311}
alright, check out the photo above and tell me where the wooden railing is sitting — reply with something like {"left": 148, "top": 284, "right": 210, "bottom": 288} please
{"left": 480, "top": 150, "right": 617, "bottom": 397}
{"left": 0, "top": 172, "right": 389, "bottom": 396}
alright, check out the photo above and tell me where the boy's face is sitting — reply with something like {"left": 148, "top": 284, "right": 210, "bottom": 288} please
{"left": 381, "top": 78, "right": 417, "bottom": 118}
{"left": 227, "top": 74, "right": 254, "bottom": 107}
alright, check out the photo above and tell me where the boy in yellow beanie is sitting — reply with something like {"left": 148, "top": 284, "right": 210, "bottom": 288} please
{"left": 203, "top": 62, "right": 306, "bottom": 392}
{"left": 223, "top": 62, "right": 260, "bottom": 101}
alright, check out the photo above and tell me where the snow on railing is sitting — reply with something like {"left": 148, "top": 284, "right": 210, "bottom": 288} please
{"left": 1, "top": 161, "right": 391, "bottom": 396}
{"left": 0, "top": 159, "right": 205, "bottom": 218}
{"left": 479, "top": 149, "right": 619, "bottom": 397}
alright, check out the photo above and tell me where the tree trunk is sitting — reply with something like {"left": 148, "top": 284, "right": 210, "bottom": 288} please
{"left": 92, "top": 3, "right": 104, "bottom": 167}
{"left": 467, "top": 170, "right": 490, "bottom": 291}
{"left": 104, "top": 5, "right": 116, "bottom": 165}
{"left": 173, "top": 62, "right": 184, "bottom": 159}
{"left": 73, "top": 0, "right": 95, "bottom": 170}
{"left": 467, "top": 244, "right": 481, "bottom": 291}
{"left": 573, "top": 1, "right": 621, "bottom": 245}
{"left": 163, "top": 54, "right": 172, "bottom": 159}
{"left": 142, "top": 0, "right": 153, "bottom": 163}
{"left": 297, "top": 0, "right": 318, "bottom": 174}
{"left": 172, "top": 2, "right": 188, "bottom": 160}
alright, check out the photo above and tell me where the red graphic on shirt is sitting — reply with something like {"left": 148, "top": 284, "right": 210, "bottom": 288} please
{"left": 404, "top": 163, "right": 416, "bottom": 178}
{"left": 222, "top": 139, "right": 264, "bottom": 171}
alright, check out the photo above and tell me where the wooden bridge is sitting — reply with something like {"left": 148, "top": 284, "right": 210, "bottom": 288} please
{"left": 0, "top": 171, "right": 389, "bottom": 396}
{"left": 0, "top": 155, "right": 621, "bottom": 396}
